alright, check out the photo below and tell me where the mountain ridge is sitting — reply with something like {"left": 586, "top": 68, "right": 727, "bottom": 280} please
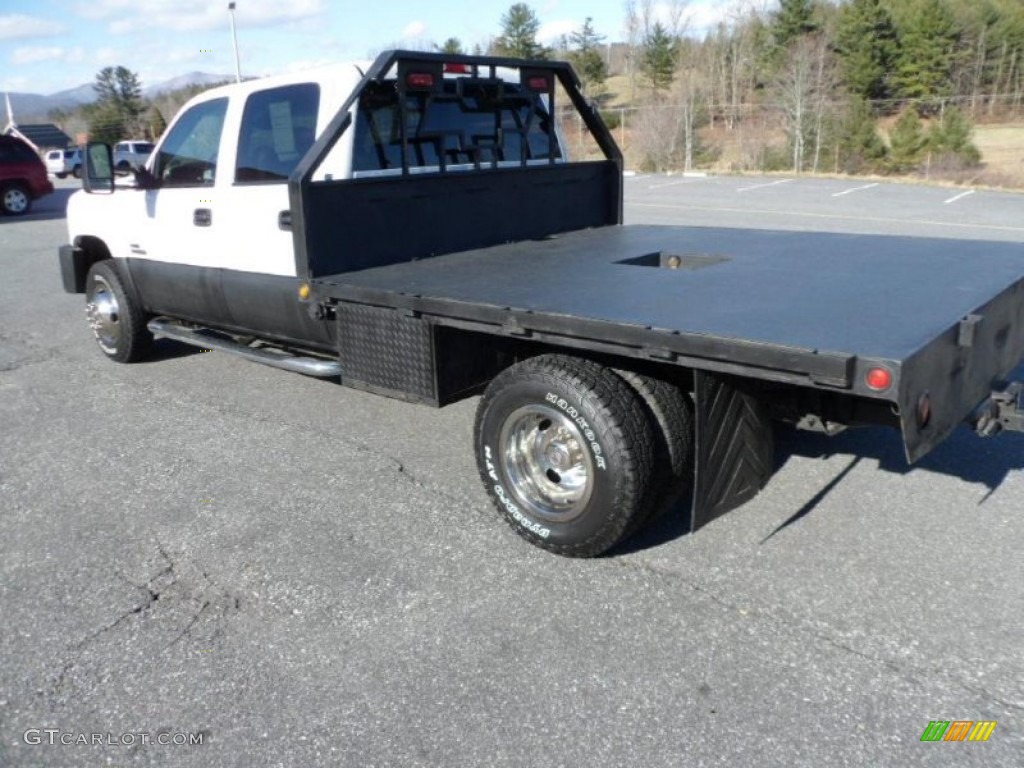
{"left": 5, "top": 72, "right": 233, "bottom": 121}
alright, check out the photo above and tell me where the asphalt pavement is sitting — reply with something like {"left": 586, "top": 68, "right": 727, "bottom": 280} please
{"left": 1, "top": 175, "right": 1022, "bottom": 767}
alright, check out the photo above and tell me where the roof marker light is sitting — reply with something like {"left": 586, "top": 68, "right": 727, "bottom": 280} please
{"left": 527, "top": 76, "right": 549, "bottom": 91}
{"left": 406, "top": 72, "right": 434, "bottom": 89}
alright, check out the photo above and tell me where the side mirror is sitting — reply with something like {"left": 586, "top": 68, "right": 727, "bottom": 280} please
{"left": 83, "top": 142, "right": 114, "bottom": 194}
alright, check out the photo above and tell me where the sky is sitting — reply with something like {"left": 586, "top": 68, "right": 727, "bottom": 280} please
{"left": 0, "top": 0, "right": 751, "bottom": 96}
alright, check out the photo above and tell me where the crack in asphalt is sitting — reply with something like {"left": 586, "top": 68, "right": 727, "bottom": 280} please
{"left": 48, "top": 541, "right": 244, "bottom": 709}
{"left": 610, "top": 556, "right": 1024, "bottom": 716}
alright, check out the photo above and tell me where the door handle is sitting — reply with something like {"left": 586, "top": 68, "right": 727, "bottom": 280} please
{"left": 278, "top": 210, "right": 292, "bottom": 231}
{"left": 193, "top": 208, "right": 212, "bottom": 227}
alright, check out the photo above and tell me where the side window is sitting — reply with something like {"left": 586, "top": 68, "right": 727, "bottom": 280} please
{"left": 155, "top": 97, "right": 228, "bottom": 187}
{"left": 236, "top": 83, "right": 320, "bottom": 182}
{"left": 115, "top": 143, "right": 127, "bottom": 152}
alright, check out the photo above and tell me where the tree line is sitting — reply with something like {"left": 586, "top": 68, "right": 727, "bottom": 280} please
{"left": 484, "top": 0, "right": 1024, "bottom": 178}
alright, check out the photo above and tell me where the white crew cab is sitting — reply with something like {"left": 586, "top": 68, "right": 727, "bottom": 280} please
{"left": 67, "top": 62, "right": 560, "bottom": 278}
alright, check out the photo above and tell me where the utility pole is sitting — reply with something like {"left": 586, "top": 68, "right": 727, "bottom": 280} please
{"left": 228, "top": 2, "right": 242, "bottom": 83}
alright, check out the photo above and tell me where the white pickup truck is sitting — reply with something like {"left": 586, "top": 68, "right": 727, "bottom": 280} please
{"left": 59, "top": 51, "right": 1024, "bottom": 558}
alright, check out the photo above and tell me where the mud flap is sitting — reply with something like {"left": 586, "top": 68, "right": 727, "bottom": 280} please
{"left": 691, "top": 370, "right": 775, "bottom": 531}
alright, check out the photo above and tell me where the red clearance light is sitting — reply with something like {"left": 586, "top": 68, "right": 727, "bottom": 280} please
{"left": 444, "top": 63, "right": 469, "bottom": 73}
{"left": 865, "top": 367, "right": 893, "bottom": 392}
{"left": 406, "top": 72, "right": 434, "bottom": 88}
{"left": 527, "top": 76, "right": 549, "bottom": 91}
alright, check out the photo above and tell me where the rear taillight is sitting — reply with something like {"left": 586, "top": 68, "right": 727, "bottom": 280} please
{"left": 865, "top": 367, "right": 893, "bottom": 392}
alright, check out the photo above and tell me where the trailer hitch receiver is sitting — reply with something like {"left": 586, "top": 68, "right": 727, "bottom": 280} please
{"left": 972, "top": 381, "right": 1024, "bottom": 437}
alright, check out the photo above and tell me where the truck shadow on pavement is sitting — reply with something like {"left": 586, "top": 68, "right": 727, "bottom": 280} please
{"left": 142, "top": 338, "right": 208, "bottom": 362}
{"left": 613, "top": 418, "right": 1024, "bottom": 556}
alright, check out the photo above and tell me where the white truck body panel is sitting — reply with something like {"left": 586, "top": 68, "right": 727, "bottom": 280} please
{"left": 67, "top": 64, "right": 364, "bottom": 277}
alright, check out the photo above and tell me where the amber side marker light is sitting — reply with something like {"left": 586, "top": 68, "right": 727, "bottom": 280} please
{"left": 865, "top": 367, "right": 893, "bottom": 392}
{"left": 298, "top": 283, "right": 311, "bottom": 300}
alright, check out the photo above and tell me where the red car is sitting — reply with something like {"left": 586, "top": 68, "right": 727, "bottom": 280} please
{"left": 0, "top": 135, "right": 54, "bottom": 215}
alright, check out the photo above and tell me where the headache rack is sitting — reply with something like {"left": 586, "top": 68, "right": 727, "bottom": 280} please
{"left": 288, "top": 50, "right": 624, "bottom": 280}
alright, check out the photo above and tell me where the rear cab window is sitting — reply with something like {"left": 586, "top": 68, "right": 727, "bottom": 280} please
{"left": 235, "top": 83, "right": 320, "bottom": 183}
{"left": 352, "top": 76, "right": 562, "bottom": 177}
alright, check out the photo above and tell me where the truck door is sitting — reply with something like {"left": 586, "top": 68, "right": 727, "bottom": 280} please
{"left": 129, "top": 96, "right": 232, "bottom": 325}
{"left": 213, "top": 82, "right": 332, "bottom": 346}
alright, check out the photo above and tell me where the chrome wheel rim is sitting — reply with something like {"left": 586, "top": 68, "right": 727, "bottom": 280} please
{"left": 499, "top": 404, "right": 593, "bottom": 523}
{"left": 4, "top": 188, "right": 28, "bottom": 213}
{"left": 86, "top": 275, "right": 120, "bottom": 353}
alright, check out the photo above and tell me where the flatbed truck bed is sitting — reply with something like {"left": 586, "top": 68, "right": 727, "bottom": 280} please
{"left": 316, "top": 224, "right": 1024, "bottom": 463}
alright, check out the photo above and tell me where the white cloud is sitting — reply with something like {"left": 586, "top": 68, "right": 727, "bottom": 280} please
{"left": 0, "top": 14, "right": 62, "bottom": 40}
{"left": 538, "top": 19, "right": 579, "bottom": 45}
{"left": 11, "top": 46, "right": 65, "bottom": 65}
{"left": 401, "top": 20, "right": 427, "bottom": 40}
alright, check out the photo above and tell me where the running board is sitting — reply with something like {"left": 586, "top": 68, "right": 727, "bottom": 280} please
{"left": 147, "top": 318, "right": 341, "bottom": 378}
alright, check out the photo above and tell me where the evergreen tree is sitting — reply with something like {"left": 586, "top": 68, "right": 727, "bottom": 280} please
{"left": 835, "top": 0, "right": 899, "bottom": 101}
{"left": 888, "top": 108, "right": 926, "bottom": 172}
{"left": 90, "top": 65, "right": 145, "bottom": 142}
{"left": 493, "top": 3, "right": 547, "bottom": 59}
{"left": 568, "top": 18, "right": 608, "bottom": 96}
{"left": 437, "top": 37, "right": 465, "bottom": 55}
{"left": 927, "top": 106, "right": 981, "bottom": 165}
{"left": 773, "top": 0, "right": 819, "bottom": 49}
{"left": 835, "top": 98, "right": 888, "bottom": 173}
{"left": 641, "top": 22, "right": 677, "bottom": 94}
{"left": 891, "top": 0, "right": 961, "bottom": 102}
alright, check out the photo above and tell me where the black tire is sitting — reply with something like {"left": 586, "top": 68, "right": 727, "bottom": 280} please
{"left": 56, "top": 172, "right": 68, "bottom": 179}
{"left": 474, "top": 354, "right": 655, "bottom": 557}
{"left": 84, "top": 261, "right": 151, "bottom": 363}
{"left": 72, "top": 165, "right": 82, "bottom": 179}
{"left": 1, "top": 183, "right": 31, "bottom": 215}
{"left": 615, "top": 370, "right": 694, "bottom": 531}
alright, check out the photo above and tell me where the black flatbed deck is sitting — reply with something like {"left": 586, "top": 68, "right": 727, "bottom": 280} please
{"left": 317, "top": 225, "right": 1024, "bottom": 394}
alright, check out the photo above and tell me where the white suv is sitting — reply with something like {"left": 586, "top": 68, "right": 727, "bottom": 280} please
{"left": 113, "top": 140, "right": 155, "bottom": 173}
{"left": 44, "top": 148, "right": 82, "bottom": 179}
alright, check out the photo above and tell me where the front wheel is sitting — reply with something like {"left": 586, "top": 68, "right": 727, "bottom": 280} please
{"left": 84, "top": 261, "right": 151, "bottom": 362}
{"left": 474, "top": 354, "right": 655, "bottom": 557}
{"left": 1, "top": 183, "right": 31, "bottom": 215}
{"left": 72, "top": 165, "right": 82, "bottom": 179}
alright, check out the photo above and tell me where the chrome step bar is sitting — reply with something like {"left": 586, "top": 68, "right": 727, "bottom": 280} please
{"left": 147, "top": 318, "right": 341, "bottom": 378}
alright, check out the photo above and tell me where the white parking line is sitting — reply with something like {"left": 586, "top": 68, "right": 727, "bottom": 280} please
{"left": 647, "top": 178, "right": 706, "bottom": 190}
{"left": 737, "top": 178, "right": 793, "bottom": 193}
{"left": 832, "top": 183, "right": 878, "bottom": 198}
{"left": 944, "top": 190, "right": 976, "bottom": 205}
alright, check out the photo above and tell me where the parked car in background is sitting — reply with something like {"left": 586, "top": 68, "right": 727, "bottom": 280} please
{"left": 44, "top": 147, "right": 82, "bottom": 179}
{"left": 0, "top": 135, "right": 53, "bottom": 215}
{"left": 113, "top": 140, "right": 154, "bottom": 173}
